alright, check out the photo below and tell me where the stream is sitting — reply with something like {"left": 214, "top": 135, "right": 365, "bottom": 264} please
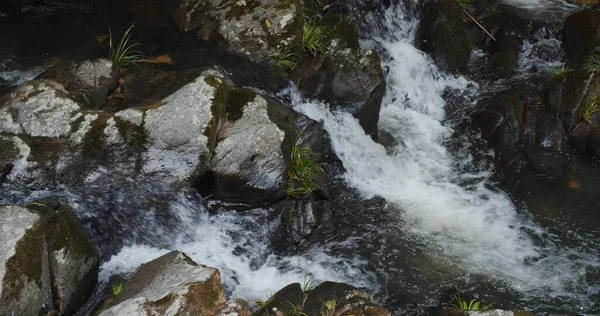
{"left": 1, "top": 0, "right": 600, "bottom": 315}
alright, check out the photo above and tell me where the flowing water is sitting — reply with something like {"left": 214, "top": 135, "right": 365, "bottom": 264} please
{"left": 2, "top": 0, "right": 600, "bottom": 315}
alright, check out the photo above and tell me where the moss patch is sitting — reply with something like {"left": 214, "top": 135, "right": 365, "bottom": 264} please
{"left": 203, "top": 76, "right": 229, "bottom": 152}
{"left": 227, "top": 88, "right": 256, "bottom": 121}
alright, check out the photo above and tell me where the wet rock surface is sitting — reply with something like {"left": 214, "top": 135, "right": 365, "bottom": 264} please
{"left": 99, "top": 251, "right": 227, "bottom": 316}
{"left": 0, "top": 201, "right": 100, "bottom": 316}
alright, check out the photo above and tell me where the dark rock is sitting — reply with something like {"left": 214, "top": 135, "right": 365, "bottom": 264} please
{"left": 293, "top": 14, "right": 386, "bottom": 138}
{"left": 564, "top": 9, "right": 600, "bottom": 70}
{"left": 256, "top": 281, "right": 392, "bottom": 316}
{"left": 474, "top": 84, "right": 569, "bottom": 177}
{"left": 416, "top": 0, "right": 472, "bottom": 74}
{"left": 37, "top": 59, "right": 119, "bottom": 109}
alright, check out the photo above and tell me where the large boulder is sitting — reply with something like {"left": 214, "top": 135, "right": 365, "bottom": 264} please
{"left": 99, "top": 251, "right": 239, "bottom": 316}
{"left": 37, "top": 59, "right": 120, "bottom": 109}
{"left": 474, "top": 84, "right": 569, "bottom": 178}
{"left": 416, "top": 0, "right": 472, "bottom": 74}
{"left": 564, "top": 9, "right": 600, "bottom": 70}
{"left": 0, "top": 202, "right": 100, "bottom": 316}
{"left": 0, "top": 70, "right": 226, "bottom": 186}
{"left": 293, "top": 14, "right": 386, "bottom": 138}
{"left": 255, "top": 281, "right": 392, "bottom": 316}
{"left": 435, "top": 309, "right": 533, "bottom": 316}
{"left": 173, "top": 0, "right": 303, "bottom": 64}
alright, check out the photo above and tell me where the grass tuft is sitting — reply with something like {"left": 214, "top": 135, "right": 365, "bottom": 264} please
{"left": 581, "top": 97, "right": 600, "bottom": 124}
{"left": 269, "top": 47, "right": 298, "bottom": 70}
{"left": 552, "top": 65, "right": 570, "bottom": 81}
{"left": 302, "top": 272, "right": 318, "bottom": 293}
{"left": 584, "top": 54, "right": 600, "bottom": 71}
{"left": 288, "top": 301, "right": 308, "bottom": 316}
{"left": 111, "top": 282, "right": 124, "bottom": 295}
{"left": 302, "top": 19, "right": 325, "bottom": 56}
{"left": 287, "top": 131, "right": 324, "bottom": 198}
{"left": 320, "top": 299, "right": 337, "bottom": 316}
{"left": 109, "top": 23, "right": 145, "bottom": 67}
{"left": 452, "top": 287, "right": 494, "bottom": 311}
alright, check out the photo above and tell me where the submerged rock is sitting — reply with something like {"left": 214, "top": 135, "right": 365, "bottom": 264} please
{"left": 98, "top": 251, "right": 234, "bottom": 316}
{"left": 0, "top": 201, "right": 100, "bottom": 316}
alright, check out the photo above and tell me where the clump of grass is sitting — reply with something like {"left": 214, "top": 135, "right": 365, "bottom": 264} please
{"left": 269, "top": 47, "right": 298, "bottom": 70}
{"left": 581, "top": 97, "right": 600, "bottom": 124}
{"left": 109, "top": 23, "right": 145, "bottom": 67}
{"left": 320, "top": 299, "right": 337, "bottom": 316}
{"left": 452, "top": 287, "right": 494, "bottom": 311}
{"left": 552, "top": 65, "right": 570, "bottom": 81}
{"left": 111, "top": 282, "right": 124, "bottom": 295}
{"left": 287, "top": 131, "right": 324, "bottom": 198}
{"left": 287, "top": 302, "right": 308, "bottom": 316}
{"left": 253, "top": 292, "right": 274, "bottom": 309}
{"left": 302, "top": 272, "right": 318, "bottom": 293}
{"left": 584, "top": 54, "right": 600, "bottom": 71}
{"left": 302, "top": 19, "right": 325, "bottom": 56}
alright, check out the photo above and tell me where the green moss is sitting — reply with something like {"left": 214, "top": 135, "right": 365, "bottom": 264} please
{"left": 2, "top": 210, "right": 44, "bottom": 301}
{"left": 113, "top": 116, "right": 148, "bottom": 171}
{"left": 80, "top": 113, "right": 110, "bottom": 163}
{"left": 203, "top": 76, "right": 229, "bottom": 152}
{"left": 227, "top": 88, "right": 256, "bottom": 121}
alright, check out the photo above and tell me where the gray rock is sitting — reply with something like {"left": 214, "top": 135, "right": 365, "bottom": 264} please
{"left": 100, "top": 251, "right": 227, "bottom": 316}
{"left": 174, "top": 0, "right": 303, "bottom": 63}
{"left": 211, "top": 94, "right": 287, "bottom": 204}
{"left": 0, "top": 202, "right": 100, "bottom": 316}
{"left": 0, "top": 80, "right": 80, "bottom": 138}
{"left": 37, "top": 59, "right": 119, "bottom": 109}
{"left": 142, "top": 70, "right": 225, "bottom": 178}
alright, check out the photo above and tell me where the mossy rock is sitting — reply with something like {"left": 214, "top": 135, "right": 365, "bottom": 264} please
{"left": 564, "top": 8, "right": 600, "bottom": 70}
{"left": 0, "top": 201, "right": 100, "bottom": 315}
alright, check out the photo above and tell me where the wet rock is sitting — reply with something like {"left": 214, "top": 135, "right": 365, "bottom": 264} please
{"left": 209, "top": 93, "right": 287, "bottom": 204}
{"left": 255, "top": 281, "right": 391, "bottom": 316}
{"left": 273, "top": 199, "right": 333, "bottom": 246}
{"left": 0, "top": 80, "right": 80, "bottom": 137}
{"left": 294, "top": 14, "right": 385, "bottom": 138}
{"left": 547, "top": 69, "right": 600, "bottom": 160}
{"left": 174, "top": 0, "right": 303, "bottom": 64}
{"left": 99, "top": 251, "right": 227, "bottom": 316}
{"left": 37, "top": 59, "right": 119, "bottom": 109}
{"left": 474, "top": 84, "right": 569, "bottom": 177}
{"left": 416, "top": 0, "right": 472, "bottom": 74}
{"left": 0, "top": 201, "right": 100, "bottom": 316}
{"left": 219, "top": 299, "right": 252, "bottom": 316}
{"left": 564, "top": 9, "right": 600, "bottom": 70}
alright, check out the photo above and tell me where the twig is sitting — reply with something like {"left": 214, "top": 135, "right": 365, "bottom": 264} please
{"left": 461, "top": 8, "right": 496, "bottom": 41}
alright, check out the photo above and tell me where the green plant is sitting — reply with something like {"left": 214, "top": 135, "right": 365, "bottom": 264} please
{"left": 287, "top": 302, "right": 308, "bottom": 316}
{"left": 253, "top": 293, "right": 274, "bottom": 309}
{"left": 320, "top": 299, "right": 337, "bottom": 316}
{"left": 108, "top": 23, "right": 145, "bottom": 67}
{"left": 584, "top": 54, "right": 600, "bottom": 71}
{"left": 111, "top": 282, "right": 124, "bottom": 295}
{"left": 553, "top": 65, "right": 570, "bottom": 80}
{"left": 302, "top": 272, "right": 318, "bottom": 293}
{"left": 581, "top": 97, "right": 600, "bottom": 124}
{"left": 287, "top": 132, "right": 325, "bottom": 198}
{"left": 302, "top": 20, "right": 325, "bottom": 56}
{"left": 452, "top": 287, "right": 494, "bottom": 311}
{"left": 269, "top": 47, "right": 298, "bottom": 70}
{"left": 456, "top": 0, "right": 471, "bottom": 8}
